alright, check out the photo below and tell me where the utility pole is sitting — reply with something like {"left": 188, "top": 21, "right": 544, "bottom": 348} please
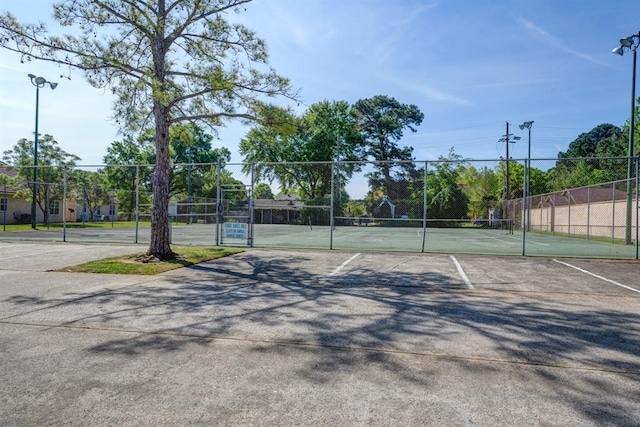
{"left": 499, "top": 122, "right": 521, "bottom": 200}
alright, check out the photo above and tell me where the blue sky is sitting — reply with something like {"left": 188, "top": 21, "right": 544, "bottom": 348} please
{"left": 1, "top": 0, "right": 639, "bottom": 171}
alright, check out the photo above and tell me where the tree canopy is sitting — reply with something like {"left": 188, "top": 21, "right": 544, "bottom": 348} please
{"left": 2, "top": 134, "right": 80, "bottom": 222}
{"left": 1, "top": 0, "right": 295, "bottom": 258}
{"left": 239, "top": 100, "right": 363, "bottom": 200}
{"left": 352, "top": 95, "right": 424, "bottom": 196}
{"left": 558, "top": 123, "right": 623, "bottom": 159}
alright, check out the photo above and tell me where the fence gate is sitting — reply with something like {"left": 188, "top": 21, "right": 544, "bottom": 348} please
{"left": 218, "top": 182, "right": 253, "bottom": 246}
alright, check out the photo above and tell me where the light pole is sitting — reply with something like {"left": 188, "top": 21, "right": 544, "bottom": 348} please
{"left": 612, "top": 32, "right": 639, "bottom": 244}
{"left": 28, "top": 74, "right": 58, "bottom": 229}
{"left": 519, "top": 121, "right": 534, "bottom": 230}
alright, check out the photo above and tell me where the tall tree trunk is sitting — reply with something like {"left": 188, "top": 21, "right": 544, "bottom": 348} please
{"left": 148, "top": 102, "right": 173, "bottom": 259}
{"left": 148, "top": 0, "right": 172, "bottom": 259}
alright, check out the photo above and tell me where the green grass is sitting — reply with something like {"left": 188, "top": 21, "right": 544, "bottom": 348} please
{"left": 0, "top": 221, "right": 212, "bottom": 231}
{"left": 49, "top": 221, "right": 150, "bottom": 229}
{"left": 47, "top": 221, "right": 153, "bottom": 229}
{"left": 58, "top": 246, "right": 243, "bottom": 275}
{"left": 0, "top": 221, "right": 153, "bottom": 231}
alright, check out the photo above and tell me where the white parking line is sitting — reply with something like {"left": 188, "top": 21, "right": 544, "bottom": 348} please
{"left": 553, "top": 259, "right": 640, "bottom": 294}
{"left": 0, "top": 245, "right": 87, "bottom": 261}
{"left": 450, "top": 255, "right": 473, "bottom": 289}
{"left": 320, "top": 253, "right": 361, "bottom": 281}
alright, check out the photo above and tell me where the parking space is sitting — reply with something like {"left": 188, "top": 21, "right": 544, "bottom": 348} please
{"left": 0, "top": 245, "right": 638, "bottom": 425}
{"left": 0, "top": 241, "right": 143, "bottom": 271}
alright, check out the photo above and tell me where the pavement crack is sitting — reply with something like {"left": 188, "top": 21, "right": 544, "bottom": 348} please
{"left": 2, "top": 320, "right": 638, "bottom": 376}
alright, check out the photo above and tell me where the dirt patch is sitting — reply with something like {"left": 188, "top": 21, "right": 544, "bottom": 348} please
{"left": 129, "top": 253, "right": 185, "bottom": 264}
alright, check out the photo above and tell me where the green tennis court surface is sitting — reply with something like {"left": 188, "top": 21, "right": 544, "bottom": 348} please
{"left": 1, "top": 222, "right": 637, "bottom": 258}
{"left": 244, "top": 224, "right": 638, "bottom": 258}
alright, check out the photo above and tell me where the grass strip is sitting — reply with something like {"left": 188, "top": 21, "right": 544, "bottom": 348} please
{"left": 58, "top": 246, "right": 243, "bottom": 275}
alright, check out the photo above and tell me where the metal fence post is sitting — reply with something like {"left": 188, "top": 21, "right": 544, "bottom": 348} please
{"left": 330, "top": 161, "right": 335, "bottom": 250}
{"left": 2, "top": 176, "right": 6, "bottom": 231}
{"left": 62, "top": 166, "right": 67, "bottom": 242}
{"left": 249, "top": 163, "right": 255, "bottom": 247}
{"left": 135, "top": 165, "right": 139, "bottom": 244}
{"left": 215, "top": 160, "right": 221, "bottom": 246}
{"left": 422, "top": 161, "right": 427, "bottom": 253}
{"left": 587, "top": 186, "right": 591, "bottom": 240}
{"left": 521, "top": 160, "right": 527, "bottom": 256}
{"left": 552, "top": 194, "right": 556, "bottom": 235}
{"left": 634, "top": 157, "right": 640, "bottom": 259}
{"left": 612, "top": 183, "right": 616, "bottom": 243}
{"left": 567, "top": 191, "right": 571, "bottom": 238}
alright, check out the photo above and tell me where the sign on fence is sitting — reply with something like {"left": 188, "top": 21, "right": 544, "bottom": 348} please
{"left": 223, "top": 222, "right": 248, "bottom": 239}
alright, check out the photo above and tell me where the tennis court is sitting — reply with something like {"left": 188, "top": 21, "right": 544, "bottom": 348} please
{"left": 2, "top": 222, "right": 637, "bottom": 259}
{"left": 234, "top": 223, "right": 639, "bottom": 258}
{"left": 0, "top": 243, "right": 638, "bottom": 425}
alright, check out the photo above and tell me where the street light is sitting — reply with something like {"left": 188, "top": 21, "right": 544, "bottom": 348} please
{"left": 519, "top": 121, "right": 534, "bottom": 231}
{"left": 28, "top": 74, "right": 58, "bottom": 229}
{"left": 612, "top": 31, "right": 639, "bottom": 244}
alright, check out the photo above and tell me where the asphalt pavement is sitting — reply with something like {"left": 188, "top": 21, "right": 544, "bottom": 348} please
{"left": 1, "top": 241, "right": 639, "bottom": 426}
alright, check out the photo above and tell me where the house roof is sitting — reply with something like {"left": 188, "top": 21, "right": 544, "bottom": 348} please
{"left": 539, "top": 187, "right": 628, "bottom": 206}
{"left": 254, "top": 198, "right": 304, "bottom": 210}
{"left": 0, "top": 164, "right": 18, "bottom": 195}
{"left": 275, "top": 193, "right": 300, "bottom": 201}
{"left": 0, "top": 164, "right": 17, "bottom": 178}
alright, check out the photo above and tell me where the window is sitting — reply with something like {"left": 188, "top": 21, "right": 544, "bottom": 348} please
{"left": 109, "top": 204, "right": 116, "bottom": 216}
{"left": 0, "top": 197, "right": 6, "bottom": 211}
{"left": 49, "top": 201, "right": 60, "bottom": 215}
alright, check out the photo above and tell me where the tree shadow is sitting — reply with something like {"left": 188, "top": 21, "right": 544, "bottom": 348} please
{"left": 3, "top": 251, "right": 640, "bottom": 424}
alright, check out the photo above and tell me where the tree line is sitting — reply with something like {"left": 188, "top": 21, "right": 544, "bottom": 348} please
{"left": 2, "top": 110, "right": 637, "bottom": 225}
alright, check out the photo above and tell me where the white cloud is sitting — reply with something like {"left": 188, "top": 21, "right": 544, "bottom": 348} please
{"left": 388, "top": 77, "right": 471, "bottom": 106}
{"left": 519, "top": 17, "right": 613, "bottom": 68}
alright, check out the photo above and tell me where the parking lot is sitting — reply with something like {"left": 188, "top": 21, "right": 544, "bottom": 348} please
{"left": 1, "top": 242, "right": 639, "bottom": 425}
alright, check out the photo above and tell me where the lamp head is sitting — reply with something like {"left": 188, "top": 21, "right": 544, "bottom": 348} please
{"left": 620, "top": 37, "right": 635, "bottom": 48}
{"left": 612, "top": 46, "right": 625, "bottom": 56}
{"left": 519, "top": 121, "right": 534, "bottom": 130}
{"left": 28, "top": 75, "right": 57, "bottom": 89}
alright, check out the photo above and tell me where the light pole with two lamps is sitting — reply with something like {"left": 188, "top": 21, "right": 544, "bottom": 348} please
{"left": 519, "top": 121, "right": 534, "bottom": 230}
{"left": 28, "top": 74, "right": 58, "bottom": 229}
{"left": 612, "top": 31, "right": 639, "bottom": 245}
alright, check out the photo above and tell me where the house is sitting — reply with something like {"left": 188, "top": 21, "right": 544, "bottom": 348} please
{"left": 254, "top": 194, "right": 304, "bottom": 224}
{"left": 0, "top": 165, "right": 32, "bottom": 225}
{"left": 0, "top": 165, "right": 117, "bottom": 224}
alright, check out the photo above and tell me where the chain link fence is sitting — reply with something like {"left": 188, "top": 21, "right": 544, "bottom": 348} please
{"left": 0, "top": 157, "right": 638, "bottom": 258}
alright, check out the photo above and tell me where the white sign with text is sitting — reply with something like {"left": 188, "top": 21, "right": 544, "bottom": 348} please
{"left": 223, "top": 222, "right": 248, "bottom": 239}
